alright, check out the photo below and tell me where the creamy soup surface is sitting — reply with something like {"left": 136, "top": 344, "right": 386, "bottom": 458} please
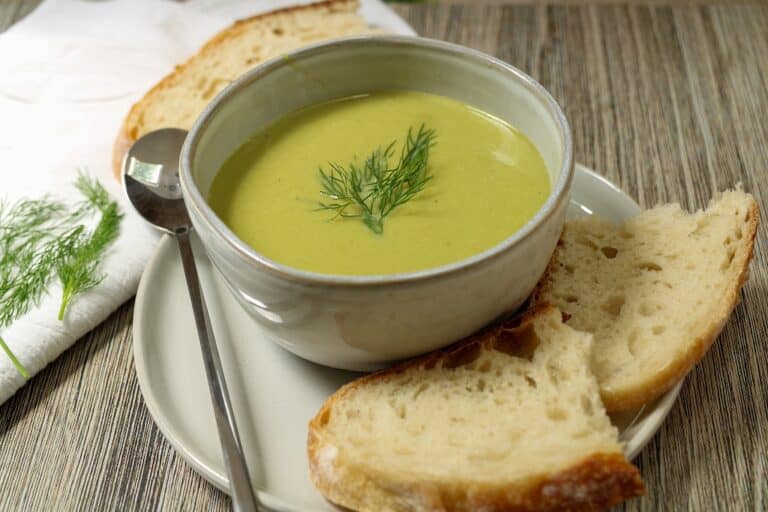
{"left": 208, "top": 91, "right": 550, "bottom": 275}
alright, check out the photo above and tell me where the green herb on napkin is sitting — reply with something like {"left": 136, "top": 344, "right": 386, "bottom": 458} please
{"left": 0, "top": 172, "right": 122, "bottom": 379}
{"left": 56, "top": 175, "right": 122, "bottom": 320}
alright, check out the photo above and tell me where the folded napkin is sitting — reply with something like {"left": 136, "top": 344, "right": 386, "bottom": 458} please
{"left": 0, "top": 0, "right": 414, "bottom": 405}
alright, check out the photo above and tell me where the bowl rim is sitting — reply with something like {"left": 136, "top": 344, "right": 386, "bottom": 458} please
{"left": 180, "top": 35, "right": 574, "bottom": 287}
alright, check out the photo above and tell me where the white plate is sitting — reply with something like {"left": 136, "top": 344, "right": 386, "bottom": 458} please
{"left": 133, "top": 164, "right": 682, "bottom": 511}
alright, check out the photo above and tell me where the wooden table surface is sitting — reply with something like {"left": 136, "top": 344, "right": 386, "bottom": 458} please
{"left": 1, "top": 1, "right": 767, "bottom": 511}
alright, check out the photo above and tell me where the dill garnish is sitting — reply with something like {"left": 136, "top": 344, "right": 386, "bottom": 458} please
{"left": 56, "top": 174, "right": 122, "bottom": 320}
{"left": 0, "top": 198, "right": 68, "bottom": 378}
{"left": 317, "top": 124, "right": 436, "bottom": 234}
{"left": 0, "top": 172, "right": 121, "bottom": 378}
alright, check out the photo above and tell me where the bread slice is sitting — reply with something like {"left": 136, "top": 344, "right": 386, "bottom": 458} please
{"left": 533, "top": 190, "right": 758, "bottom": 412}
{"left": 308, "top": 307, "right": 644, "bottom": 512}
{"left": 112, "top": 0, "right": 376, "bottom": 178}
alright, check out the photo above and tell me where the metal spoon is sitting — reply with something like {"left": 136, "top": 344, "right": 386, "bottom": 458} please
{"left": 123, "top": 128, "right": 260, "bottom": 512}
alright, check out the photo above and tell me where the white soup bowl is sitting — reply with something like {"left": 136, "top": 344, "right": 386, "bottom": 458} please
{"left": 180, "top": 36, "right": 573, "bottom": 371}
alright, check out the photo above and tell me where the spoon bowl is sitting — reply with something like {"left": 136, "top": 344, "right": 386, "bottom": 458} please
{"left": 123, "top": 127, "right": 190, "bottom": 234}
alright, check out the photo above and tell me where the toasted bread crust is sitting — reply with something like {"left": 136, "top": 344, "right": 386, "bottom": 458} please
{"left": 111, "top": 0, "right": 360, "bottom": 180}
{"left": 311, "top": 306, "right": 553, "bottom": 400}
{"left": 517, "top": 453, "right": 644, "bottom": 512}
{"left": 532, "top": 198, "right": 759, "bottom": 412}
{"left": 308, "top": 307, "right": 645, "bottom": 512}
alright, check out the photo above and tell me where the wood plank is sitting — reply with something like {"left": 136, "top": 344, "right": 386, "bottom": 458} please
{"left": 0, "top": 0, "right": 41, "bottom": 32}
{"left": 432, "top": 0, "right": 756, "bottom": 5}
{"left": 1, "top": 2, "right": 767, "bottom": 511}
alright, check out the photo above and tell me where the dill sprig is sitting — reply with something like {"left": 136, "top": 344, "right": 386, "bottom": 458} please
{"left": 56, "top": 174, "right": 122, "bottom": 320}
{"left": 318, "top": 124, "right": 436, "bottom": 234}
{"left": 0, "top": 173, "right": 121, "bottom": 378}
{"left": 0, "top": 198, "right": 75, "bottom": 378}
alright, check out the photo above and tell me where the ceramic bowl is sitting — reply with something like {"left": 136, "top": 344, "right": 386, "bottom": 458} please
{"left": 179, "top": 36, "right": 573, "bottom": 371}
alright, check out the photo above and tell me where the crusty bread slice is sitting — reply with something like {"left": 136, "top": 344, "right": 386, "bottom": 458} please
{"left": 533, "top": 190, "right": 758, "bottom": 412}
{"left": 308, "top": 307, "right": 644, "bottom": 512}
{"left": 112, "top": 0, "right": 376, "bottom": 178}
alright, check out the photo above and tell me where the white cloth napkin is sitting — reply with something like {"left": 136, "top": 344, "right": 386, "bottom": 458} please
{"left": 0, "top": 0, "right": 414, "bottom": 405}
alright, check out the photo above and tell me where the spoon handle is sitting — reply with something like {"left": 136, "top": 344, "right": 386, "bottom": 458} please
{"left": 176, "top": 229, "right": 260, "bottom": 512}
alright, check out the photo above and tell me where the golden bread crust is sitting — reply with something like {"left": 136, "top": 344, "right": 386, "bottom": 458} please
{"left": 111, "top": 0, "right": 361, "bottom": 180}
{"left": 308, "top": 307, "right": 645, "bottom": 512}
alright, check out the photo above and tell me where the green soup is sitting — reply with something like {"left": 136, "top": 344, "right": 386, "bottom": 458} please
{"left": 208, "top": 91, "right": 550, "bottom": 275}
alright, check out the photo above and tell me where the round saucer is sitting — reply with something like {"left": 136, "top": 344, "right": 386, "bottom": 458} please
{"left": 133, "top": 164, "right": 682, "bottom": 510}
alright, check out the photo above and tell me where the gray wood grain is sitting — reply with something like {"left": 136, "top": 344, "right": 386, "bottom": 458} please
{"left": 0, "top": 0, "right": 39, "bottom": 31}
{"left": 1, "top": 2, "right": 767, "bottom": 511}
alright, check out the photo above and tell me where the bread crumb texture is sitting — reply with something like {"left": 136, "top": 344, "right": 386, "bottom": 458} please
{"left": 536, "top": 190, "right": 758, "bottom": 411}
{"left": 308, "top": 307, "right": 644, "bottom": 512}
